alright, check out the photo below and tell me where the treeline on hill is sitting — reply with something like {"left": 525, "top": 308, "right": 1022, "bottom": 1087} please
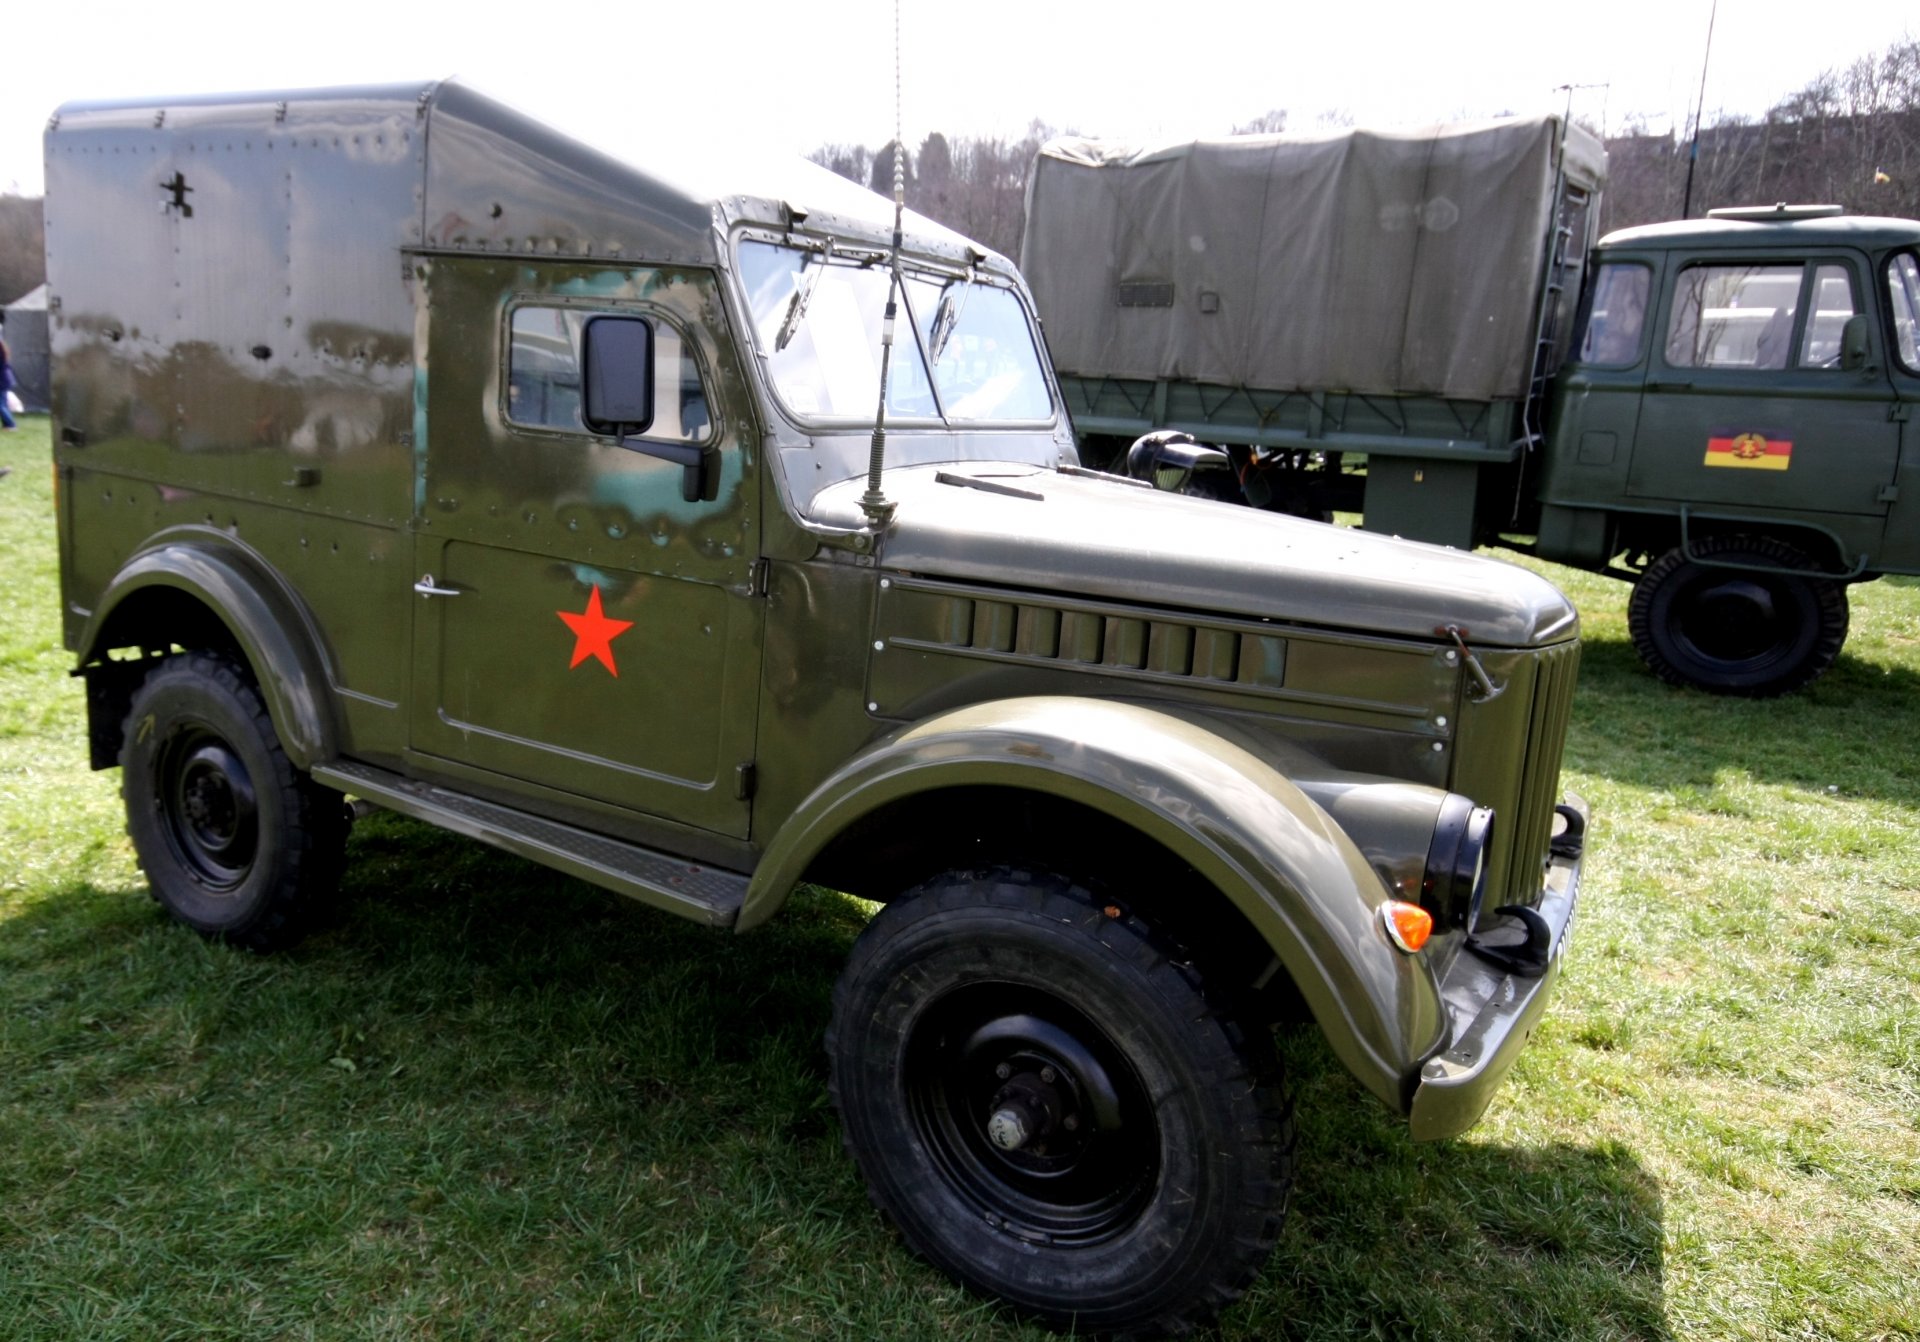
{"left": 811, "top": 35, "right": 1920, "bottom": 257}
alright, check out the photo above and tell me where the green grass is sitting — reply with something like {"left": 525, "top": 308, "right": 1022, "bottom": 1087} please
{"left": 3, "top": 416, "right": 1917, "bottom": 1340}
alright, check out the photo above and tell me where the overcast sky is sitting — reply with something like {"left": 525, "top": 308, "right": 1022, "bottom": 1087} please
{"left": 5, "top": 0, "right": 1913, "bottom": 196}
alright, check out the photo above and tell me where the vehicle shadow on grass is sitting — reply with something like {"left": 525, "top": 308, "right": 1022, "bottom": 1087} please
{"left": 1567, "top": 634, "right": 1920, "bottom": 807}
{"left": 3, "top": 830, "right": 1665, "bottom": 1342}
{"left": 1224, "top": 1033, "right": 1669, "bottom": 1342}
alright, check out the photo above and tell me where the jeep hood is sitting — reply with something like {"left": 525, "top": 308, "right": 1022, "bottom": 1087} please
{"left": 810, "top": 463, "right": 1578, "bottom": 648}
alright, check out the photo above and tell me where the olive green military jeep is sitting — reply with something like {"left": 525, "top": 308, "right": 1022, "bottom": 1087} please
{"left": 47, "top": 82, "right": 1587, "bottom": 1335}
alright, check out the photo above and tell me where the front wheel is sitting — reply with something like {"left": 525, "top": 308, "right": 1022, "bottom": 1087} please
{"left": 121, "top": 652, "right": 347, "bottom": 950}
{"left": 1628, "top": 535, "right": 1849, "bottom": 697}
{"left": 827, "top": 868, "right": 1294, "bottom": 1336}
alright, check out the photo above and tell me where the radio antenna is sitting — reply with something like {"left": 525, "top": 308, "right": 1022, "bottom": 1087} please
{"left": 1680, "top": 0, "right": 1718, "bottom": 218}
{"left": 859, "top": 0, "right": 906, "bottom": 527}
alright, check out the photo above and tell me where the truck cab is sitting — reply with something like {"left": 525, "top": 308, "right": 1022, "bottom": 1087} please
{"left": 1541, "top": 207, "right": 1920, "bottom": 693}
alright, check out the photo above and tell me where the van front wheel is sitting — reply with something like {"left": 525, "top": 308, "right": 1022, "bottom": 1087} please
{"left": 1628, "top": 536, "right": 1848, "bottom": 696}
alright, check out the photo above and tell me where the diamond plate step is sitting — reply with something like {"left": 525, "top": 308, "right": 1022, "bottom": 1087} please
{"left": 314, "top": 760, "right": 747, "bottom": 927}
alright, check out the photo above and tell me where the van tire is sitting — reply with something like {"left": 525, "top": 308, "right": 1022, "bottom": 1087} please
{"left": 1628, "top": 535, "right": 1848, "bottom": 696}
{"left": 827, "top": 867, "right": 1294, "bottom": 1336}
{"left": 121, "top": 652, "right": 347, "bottom": 950}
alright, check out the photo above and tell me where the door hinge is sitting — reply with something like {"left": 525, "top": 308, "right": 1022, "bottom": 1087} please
{"left": 1877, "top": 484, "right": 1899, "bottom": 503}
{"left": 749, "top": 557, "right": 771, "bottom": 598}
{"left": 1893, "top": 402, "right": 1912, "bottom": 422}
{"left": 734, "top": 762, "right": 757, "bottom": 802}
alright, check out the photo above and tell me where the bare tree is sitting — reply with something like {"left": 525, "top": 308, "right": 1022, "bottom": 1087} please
{"left": 1231, "top": 109, "right": 1289, "bottom": 135}
{"left": 0, "top": 195, "right": 45, "bottom": 307}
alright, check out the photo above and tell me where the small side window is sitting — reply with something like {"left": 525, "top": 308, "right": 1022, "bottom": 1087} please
{"left": 1889, "top": 253, "right": 1920, "bottom": 374}
{"left": 1576, "top": 262, "right": 1651, "bottom": 366}
{"left": 1664, "top": 263, "right": 1803, "bottom": 370}
{"left": 507, "top": 304, "right": 711, "bottom": 442}
{"left": 1798, "top": 264, "right": 1860, "bottom": 368}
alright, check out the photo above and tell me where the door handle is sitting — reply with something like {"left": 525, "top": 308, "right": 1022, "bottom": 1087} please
{"left": 1645, "top": 380, "right": 1694, "bottom": 392}
{"left": 413, "top": 574, "right": 462, "bottom": 598}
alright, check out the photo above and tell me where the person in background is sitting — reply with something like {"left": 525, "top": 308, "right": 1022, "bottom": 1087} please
{"left": 0, "top": 330, "right": 16, "bottom": 431}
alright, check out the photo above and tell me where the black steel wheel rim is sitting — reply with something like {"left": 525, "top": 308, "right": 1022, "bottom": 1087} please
{"left": 1674, "top": 571, "right": 1807, "bottom": 669}
{"left": 157, "top": 726, "right": 259, "bottom": 892}
{"left": 903, "top": 982, "right": 1159, "bottom": 1246}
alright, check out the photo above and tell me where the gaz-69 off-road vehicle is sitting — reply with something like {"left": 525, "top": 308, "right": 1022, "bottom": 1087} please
{"left": 47, "top": 82, "right": 1587, "bottom": 1335}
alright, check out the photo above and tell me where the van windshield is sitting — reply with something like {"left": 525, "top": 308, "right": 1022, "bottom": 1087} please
{"left": 737, "top": 240, "right": 1052, "bottom": 426}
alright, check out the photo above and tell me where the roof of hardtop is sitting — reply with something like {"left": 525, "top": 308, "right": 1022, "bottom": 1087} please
{"left": 1599, "top": 213, "right": 1920, "bottom": 252}
{"left": 47, "top": 79, "right": 990, "bottom": 269}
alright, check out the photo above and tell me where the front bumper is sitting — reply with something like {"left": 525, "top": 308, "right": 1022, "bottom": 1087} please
{"left": 1407, "top": 792, "right": 1587, "bottom": 1142}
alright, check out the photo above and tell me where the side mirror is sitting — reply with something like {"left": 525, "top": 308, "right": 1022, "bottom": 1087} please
{"left": 581, "top": 315, "right": 711, "bottom": 503}
{"left": 582, "top": 316, "right": 655, "bottom": 433}
{"left": 1839, "top": 313, "right": 1869, "bottom": 371}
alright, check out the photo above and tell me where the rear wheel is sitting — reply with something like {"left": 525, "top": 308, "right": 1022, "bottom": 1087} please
{"left": 1628, "top": 535, "right": 1848, "bottom": 697}
{"left": 121, "top": 652, "right": 346, "bottom": 950}
{"left": 828, "top": 868, "right": 1294, "bottom": 1336}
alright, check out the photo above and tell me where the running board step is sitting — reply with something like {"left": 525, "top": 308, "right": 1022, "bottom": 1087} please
{"left": 313, "top": 760, "right": 747, "bottom": 928}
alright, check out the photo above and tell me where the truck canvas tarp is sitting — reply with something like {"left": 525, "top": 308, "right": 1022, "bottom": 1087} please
{"left": 1023, "top": 117, "right": 1607, "bottom": 402}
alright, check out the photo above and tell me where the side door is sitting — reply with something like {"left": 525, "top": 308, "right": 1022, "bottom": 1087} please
{"left": 1541, "top": 256, "right": 1656, "bottom": 504}
{"left": 1879, "top": 249, "right": 1920, "bottom": 571}
{"left": 407, "top": 257, "right": 762, "bottom": 839}
{"left": 1625, "top": 251, "right": 1901, "bottom": 563}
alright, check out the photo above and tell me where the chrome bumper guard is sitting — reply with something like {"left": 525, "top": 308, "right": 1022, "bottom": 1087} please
{"left": 1408, "top": 792, "right": 1587, "bottom": 1142}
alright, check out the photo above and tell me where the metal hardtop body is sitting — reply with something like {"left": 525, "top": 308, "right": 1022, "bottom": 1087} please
{"left": 50, "top": 79, "right": 998, "bottom": 273}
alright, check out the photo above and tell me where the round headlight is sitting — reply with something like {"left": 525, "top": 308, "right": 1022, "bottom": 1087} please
{"left": 1423, "top": 795, "right": 1494, "bottom": 929}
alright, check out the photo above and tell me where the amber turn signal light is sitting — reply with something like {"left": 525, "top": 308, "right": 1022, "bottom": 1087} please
{"left": 1381, "top": 901, "right": 1434, "bottom": 953}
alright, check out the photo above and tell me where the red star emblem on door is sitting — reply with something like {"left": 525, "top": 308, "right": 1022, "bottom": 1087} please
{"left": 557, "top": 585, "right": 634, "bottom": 676}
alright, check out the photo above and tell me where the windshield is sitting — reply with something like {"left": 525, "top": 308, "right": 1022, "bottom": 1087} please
{"left": 738, "top": 239, "right": 1052, "bottom": 426}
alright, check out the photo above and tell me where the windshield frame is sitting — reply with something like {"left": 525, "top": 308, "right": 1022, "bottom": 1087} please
{"left": 731, "top": 229, "right": 1058, "bottom": 432}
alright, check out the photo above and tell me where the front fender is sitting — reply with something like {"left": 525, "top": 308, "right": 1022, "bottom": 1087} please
{"left": 741, "top": 696, "right": 1446, "bottom": 1113}
{"left": 77, "top": 530, "right": 339, "bottom": 770}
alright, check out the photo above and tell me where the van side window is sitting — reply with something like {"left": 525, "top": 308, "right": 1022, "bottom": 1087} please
{"left": 1576, "top": 263, "right": 1651, "bottom": 366}
{"left": 507, "top": 305, "right": 711, "bottom": 442}
{"left": 1889, "top": 253, "right": 1920, "bottom": 373}
{"left": 1799, "top": 265, "right": 1859, "bottom": 367}
{"left": 1664, "top": 263, "right": 1804, "bottom": 370}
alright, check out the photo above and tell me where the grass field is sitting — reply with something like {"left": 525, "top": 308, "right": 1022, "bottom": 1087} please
{"left": 2, "top": 417, "right": 1916, "bottom": 1340}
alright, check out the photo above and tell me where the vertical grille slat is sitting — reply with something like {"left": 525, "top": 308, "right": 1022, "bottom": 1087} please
{"left": 1504, "top": 640, "right": 1580, "bottom": 907}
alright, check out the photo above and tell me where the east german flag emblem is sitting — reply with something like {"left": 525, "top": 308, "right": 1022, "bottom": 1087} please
{"left": 1704, "top": 432, "right": 1791, "bottom": 470}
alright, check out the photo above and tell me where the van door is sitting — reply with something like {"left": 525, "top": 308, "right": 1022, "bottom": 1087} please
{"left": 1879, "top": 249, "right": 1920, "bottom": 571}
{"left": 1626, "top": 252, "right": 1900, "bottom": 564}
{"left": 407, "top": 257, "right": 762, "bottom": 840}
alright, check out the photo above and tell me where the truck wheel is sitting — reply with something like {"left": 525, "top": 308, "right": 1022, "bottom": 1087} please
{"left": 121, "top": 652, "right": 346, "bottom": 950}
{"left": 827, "top": 867, "right": 1294, "bottom": 1335}
{"left": 1628, "top": 535, "right": 1848, "bottom": 697}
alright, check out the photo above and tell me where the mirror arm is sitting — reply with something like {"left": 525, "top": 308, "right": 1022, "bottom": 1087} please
{"left": 617, "top": 432, "right": 709, "bottom": 503}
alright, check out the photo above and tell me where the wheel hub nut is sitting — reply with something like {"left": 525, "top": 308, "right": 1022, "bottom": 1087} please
{"left": 986, "top": 1107, "right": 1030, "bottom": 1151}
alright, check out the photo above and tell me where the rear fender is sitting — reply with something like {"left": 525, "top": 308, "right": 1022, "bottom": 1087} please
{"left": 742, "top": 696, "right": 1446, "bottom": 1112}
{"left": 75, "top": 531, "right": 338, "bottom": 770}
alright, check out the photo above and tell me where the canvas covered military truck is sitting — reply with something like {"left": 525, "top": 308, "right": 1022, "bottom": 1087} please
{"left": 48, "top": 82, "right": 1586, "bottom": 1336}
{"left": 1023, "top": 123, "right": 1920, "bottom": 698}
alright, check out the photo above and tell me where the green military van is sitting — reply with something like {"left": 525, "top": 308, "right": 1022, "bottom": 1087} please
{"left": 1540, "top": 207, "right": 1920, "bottom": 695}
{"left": 47, "top": 82, "right": 1587, "bottom": 1335}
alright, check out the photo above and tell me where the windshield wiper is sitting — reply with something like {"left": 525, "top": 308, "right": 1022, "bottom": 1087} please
{"left": 774, "top": 240, "right": 834, "bottom": 352}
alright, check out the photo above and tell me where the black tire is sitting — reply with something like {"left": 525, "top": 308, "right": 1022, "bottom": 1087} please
{"left": 121, "top": 651, "right": 347, "bottom": 950}
{"left": 1628, "top": 535, "right": 1849, "bottom": 697}
{"left": 827, "top": 868, "right": 1295, "bottom": 1336}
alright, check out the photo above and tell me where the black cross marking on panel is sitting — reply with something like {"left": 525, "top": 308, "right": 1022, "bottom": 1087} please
{"left": 161, "top": 172, "right": 193, "bottom": 218}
